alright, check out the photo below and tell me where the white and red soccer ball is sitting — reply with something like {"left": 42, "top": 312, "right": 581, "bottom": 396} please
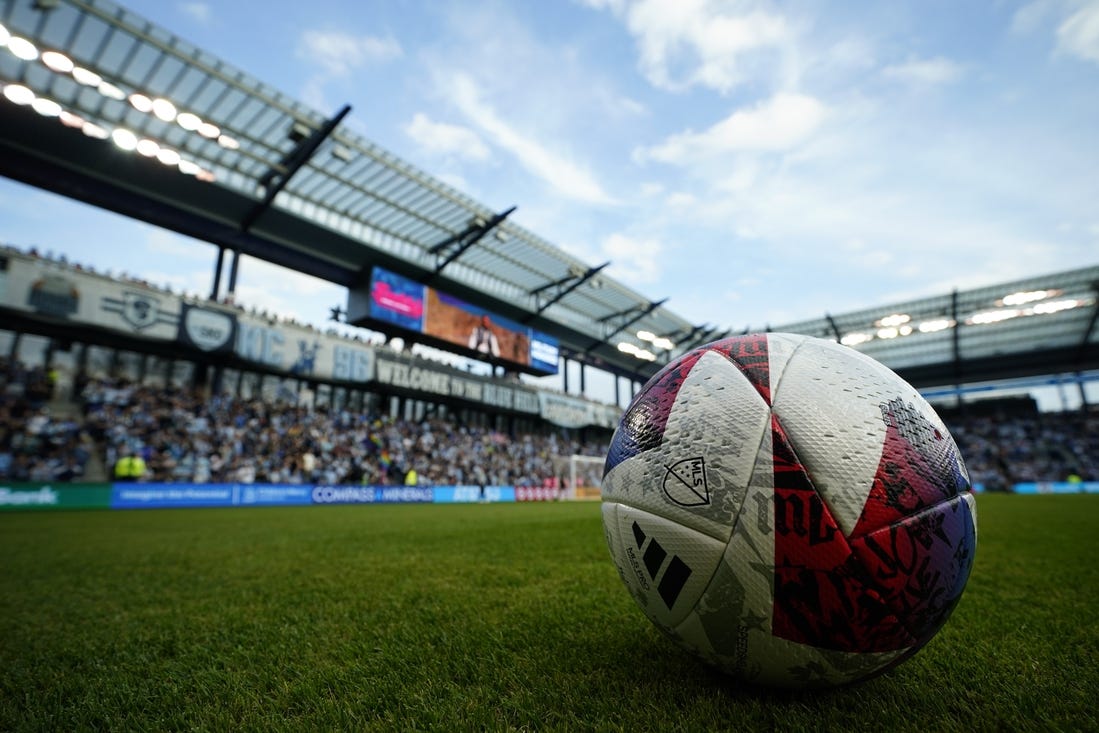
{"left": 601, "top": 333, "right": 976, "bottom": 688}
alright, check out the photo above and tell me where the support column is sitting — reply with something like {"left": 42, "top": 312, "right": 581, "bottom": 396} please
{"left": 227, "top": 250, "right": 242, "bottom": 298}
{"left": 210, "top": 246, "right": 225, "bottom": 300}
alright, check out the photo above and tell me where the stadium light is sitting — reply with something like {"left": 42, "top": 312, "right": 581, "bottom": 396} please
{"left": 135, "top": 138, "right": 160, "bottom": 157}
{"left": 151, "top": 97, "right": 177, "bottom": 122}
{"left": 31, "top": 96, "right": 61, "bottom": 116}
{"left": 218, "top": 134, "right": 240, "bottom": 150}
{"left": 71, "top": 66, "right": 101, "bottom": 87}
{"left": 2, "top": 62, "right": 220, "bottom": 185}
{"left": 617, "top": 342, "right": 639, "bottom": 355}
{"left": 156, "top": 148, "right": 181, "bottom": 166}
{"left": 840, "top": 332, "right": 872, "bottom": 346}
{"left": 2, "top": 83, "right": 35, "bottom": 105}
{"left": 969, "top": 308, "right": 1020, "bottom": 325}
{"left": 875, "top": 313, "right": 910, "bottom": 328}
{"left": 31, "top": 43, "right": 225, "bottom": 159}
{"left": 197, "top": 121, "right": 220, "bottom": 139}
{"left": 1002, "top": 289, "right": 1057, "bottom": 306}
{"left": 877, "top": 327, "right": 899, "bottom": 339}
{"left": 81, "top": 121, "right": 109, "bottom": 139}
{"left": 636, "top": 330, "right": 656, "bottom": 342}
{"left": 98, "top": 81, "right": 125, "bottom": 100}
{"left": 0, "top": 22, "right": 10, "bottom": 47}
{"left": 918, "top": 318, "right": 953, "bottom": 333}
{"left": 110, "top": 127, "right": 138, "bottom": 151}
{"left": 40, "top": 50, "right": 73, "bottom": 73}
{"left": 1032, "top": 298, "right": 1079, "bottom": 314}
{"left": 59, "top": 110, "right": 84, "bottom": 128}
{"left": 176, "top": 111, "right": 201, "bottom": 131}
{"left": 651, "top": 336, "right": 676, "bottom": 350}
{"left": 6, "top": 35, "right": 38, "bottom": 61}
{"left": 129, "top": 93, "right": 153, "bottom": 113}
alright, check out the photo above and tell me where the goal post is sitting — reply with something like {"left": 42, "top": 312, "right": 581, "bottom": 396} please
{"left": 557, "top": 454, "right": 604, "bottom": 501}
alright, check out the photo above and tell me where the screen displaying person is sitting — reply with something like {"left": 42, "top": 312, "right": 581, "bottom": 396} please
{"left": 468, "top": 314, "right": 501, "bottom": 357}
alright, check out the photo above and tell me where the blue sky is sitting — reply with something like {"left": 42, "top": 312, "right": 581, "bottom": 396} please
{"left": 2, "top": 0, "right": 1098, "bottom": 397}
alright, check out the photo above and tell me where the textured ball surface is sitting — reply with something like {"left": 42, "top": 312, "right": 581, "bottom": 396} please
{"left": 601, "top": 333, "right": 976, "bottom": 688}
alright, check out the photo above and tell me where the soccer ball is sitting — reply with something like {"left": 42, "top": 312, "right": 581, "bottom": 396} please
{"left": 601, "top": 333, "right": 976, "bottom": 688}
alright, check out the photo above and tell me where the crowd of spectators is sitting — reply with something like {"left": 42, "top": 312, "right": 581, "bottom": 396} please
{"left": 0, "top": 358, "right": 94, "bottom": 483}
{"left": 947, "top": 410, "right": 1098, "bottom": 490}
{"left": 2, "top": 354, "right": 1098, "bottom": 489}
{"left": 79, "top": 377, "right": 606, "bottom": 487}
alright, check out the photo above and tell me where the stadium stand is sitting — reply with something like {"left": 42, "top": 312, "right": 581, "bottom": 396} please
{"left": 942, "top": 408, "right": 1098, "bottom": 490}
{"left": 0, "top": 374, "right": 606, "bottom": 490}
{"left": 0, "top": 357, "right": 94, "bottom": 483}
{"left": 1, "top": 247, "right": 1096, "bottom": 493}
{"left": 74, "top": 375, "right": 606, "bottom": 487}
{"left": 2, "top": 352, "right": 1095, "bottom": 489}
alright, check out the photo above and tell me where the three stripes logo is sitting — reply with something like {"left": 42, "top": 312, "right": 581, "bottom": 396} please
{"left": 631, "top": 521, "right": 693, "bottom": 610}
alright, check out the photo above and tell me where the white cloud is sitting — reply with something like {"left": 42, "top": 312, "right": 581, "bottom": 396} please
{"left": 1057, "top": 1, "right": 1099, "bottom": 63}
{"left": 637, "top": 92, "right": 827, "bottom": 164}
{"left": 145, "top": 230, "right": 213, "bottom": 260}
{"left": 296, "top": 30, "right": 402, "bottom": 76}
{"left": 882, "top": 57, "right": 964, "bottom": 85}
{"left": 576, "top": 0, "right": 627, "bottom": 12}
{"left": 1012, "top": 0, "right": 1099, "bottom": 64}
{"left": 299, "top": 77, "right": 332, "bottom": 113}
{"left": 445, "top": 74, "right": 615, "bottom": 205}
{"left": 404, "top": 113, "right": 490, "bottom": 161}
{"left": 141, "top": 269, "right": 210, "bottom": 298}
{"left": 178, "top": 2, "right": 210, "bottom": 24}
{"left": 434, "top": 171, "right": 473, "bottom": 194}
{"left": 622, "top": 0, "right": 792, "bottom": 93}
{"left": 228, "top": 257, "right": 346, "bottom": 326}
{"left": 601, "top": 233, "right": 662, "bottom": 284}
{"left": 1012, "top": 0, "right": 1057, "bottom": 34}
{"left": 665, "top": 191, "right": 696, "bottom": 208}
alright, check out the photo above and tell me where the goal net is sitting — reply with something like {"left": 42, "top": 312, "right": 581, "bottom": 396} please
{"left": 556, "top": 454, "right": 605, "bottom": 501}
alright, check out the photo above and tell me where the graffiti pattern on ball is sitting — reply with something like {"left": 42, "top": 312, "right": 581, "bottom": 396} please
{"left": 772, "top": 401, "right": 976, "bottom": 653}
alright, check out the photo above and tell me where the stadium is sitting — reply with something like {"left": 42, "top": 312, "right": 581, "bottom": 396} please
{"left": 1, "top": 1, "right": 1097, "bottom": 730}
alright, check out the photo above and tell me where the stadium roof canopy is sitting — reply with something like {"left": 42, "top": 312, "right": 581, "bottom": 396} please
{"left": 0, "top": 0, "right": 698, "bottom": 380}
{"left": 768, "top": 265, "right": 1099, "bottom": 392}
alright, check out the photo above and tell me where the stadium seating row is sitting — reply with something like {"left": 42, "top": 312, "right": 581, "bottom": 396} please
{"left": 1, "top": 357, "right": 1095, "bottom": 487}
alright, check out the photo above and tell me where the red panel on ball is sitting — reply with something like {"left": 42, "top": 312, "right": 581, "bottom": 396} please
{"left": 850, "top": 397, "right": 969, "bottom": 538}
{"left": 849, "top": 494, "right": 976, "bottom": 646}
{"left": 708, "top": 333, "right": 773, "bottom": 406}
{"left": 771, "top": 416, "right": 915, "bottom": 653}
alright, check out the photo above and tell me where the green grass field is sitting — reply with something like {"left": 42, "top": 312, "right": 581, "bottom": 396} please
{"left": 1, "top": 494, "right": 1096, "bottom": 731}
